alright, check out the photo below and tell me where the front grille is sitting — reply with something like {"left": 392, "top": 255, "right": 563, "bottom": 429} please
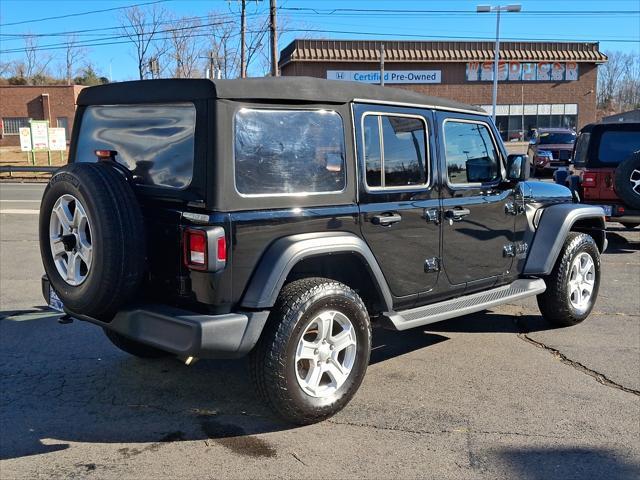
{"left": 548, "top": 149, "right": 571, "bottom": 160}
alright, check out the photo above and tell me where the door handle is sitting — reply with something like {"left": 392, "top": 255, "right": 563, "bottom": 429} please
{"left": 444, "top": 207, "right": 471, "bottom": 221}
{"left": 371, "top": 213, "right": 402, "bottom": 226}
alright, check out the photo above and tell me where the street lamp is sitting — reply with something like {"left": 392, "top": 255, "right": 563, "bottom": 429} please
{"left": 477, "top": 4, "right": 522, "bottom": 122}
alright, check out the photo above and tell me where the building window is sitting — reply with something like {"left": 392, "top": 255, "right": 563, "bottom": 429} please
{"left": 481, "top": 104, "right": 578, "bottom": 141}
{"left": 56, "top": 117, "right": 69, "bottom": 136}
{"left": 444, "top": 120, "right": 500, "bottom": 185}
{"left": 2, "top": 117, "right": 29, "bottom": 135}
{"left": 362, "top": 113, "right": 428, "bottom": 189}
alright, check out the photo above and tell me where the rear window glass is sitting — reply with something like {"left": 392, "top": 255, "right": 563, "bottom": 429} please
{"left": 76, "top": 103, "right": 196, "bottom": 189}
{"left": 234, "top": 108, "right": 346, "bottom": 195}
{"left": 598, "top": 131, "right": 640, "bottom": 164}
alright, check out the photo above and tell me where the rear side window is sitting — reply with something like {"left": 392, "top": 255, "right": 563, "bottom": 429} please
{"left": 573, "top": 132, "right": 590, "bottom": 166}
{"left": 598, "top": 131, "right": 640, "bottom": 164}
{"left": 75, "top": 103, "right": 196, "bottom": 189}
{"left": 362, "top": 114, "right": 427, "bottom": 189}
{"left": 234, "top": 108, "right": 346, "bottom": 196}
{"left": 444, "top": 120, "right": 500, "bottom": 185}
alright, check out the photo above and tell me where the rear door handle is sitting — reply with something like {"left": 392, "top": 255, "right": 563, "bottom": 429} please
{"left": 444, "top": 207, "right": 471, "bottom": 221}
{"left": 371, "top": 213, "right": 402, "bottom": 226}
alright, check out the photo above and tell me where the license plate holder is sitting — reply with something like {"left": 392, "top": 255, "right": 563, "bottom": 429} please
{"left": 598, "top": 205, "right": 613, "bottom": 216}
{"left": 48, "top": 287, "right": 64, "bottom": 312}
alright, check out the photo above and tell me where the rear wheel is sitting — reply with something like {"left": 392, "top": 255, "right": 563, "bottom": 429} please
{"left": 39, "top": 163, "right": 146, "bottom": 320}
{"left": 614, "top": 152, "right": 640, "bottom": 210}
{"left": 537, "top": 232, "right": 601, "bottom": 327}
{"left": 249, "top": 278, "right": 371, "bottom": 425}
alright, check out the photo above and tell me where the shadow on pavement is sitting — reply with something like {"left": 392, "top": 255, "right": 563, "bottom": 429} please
{"left": 426, "top": 312, "right": 555, "bottom": 334}
{"left": 0, "top": 309, "right": 449, "bottom": 461}
{"left": 493, "top": 447, "right": 640, "bottom": 480}
{"left": 604, "top": 231, "right": 640, "bottom": 254}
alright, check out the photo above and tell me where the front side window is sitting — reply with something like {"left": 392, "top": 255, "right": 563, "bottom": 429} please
{"left": 444, "top": 120, "right": 500, "bottom": 185}
{"left": 362, "top": 114, "right": 427, "bottom": 189}
{"left": 234, "top": 109, "right": 346, "bottom": 195}
{"left": 76, "top": 103, "right": 196, "bottom": 189}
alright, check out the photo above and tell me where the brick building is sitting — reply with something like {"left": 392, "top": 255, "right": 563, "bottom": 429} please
{"left": 0, "top": 85, "right": 85, "bottom": 147}
{"left": 279, "top": 40, "right": 607, "bottom": 140}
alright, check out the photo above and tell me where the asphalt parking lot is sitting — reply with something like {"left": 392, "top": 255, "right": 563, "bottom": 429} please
{"left": 1, "top": 182, "right": 639, "bottom": 479}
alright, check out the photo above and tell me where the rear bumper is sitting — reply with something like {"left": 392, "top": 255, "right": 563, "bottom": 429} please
{"left": 580, "top": 203, "right": 640, "bottom": 223}
{"left": 42, "top": 276, "right": 269, "bottom": 359}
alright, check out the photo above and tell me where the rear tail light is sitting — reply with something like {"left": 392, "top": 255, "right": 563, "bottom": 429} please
{"left": 183, "top": 227, "right": 226, "bottom": 271}
{"left": 184, "top": 229, "right": 207, "bottom": 270}
{"left": 583, "top": 172, "right": 597, "bottom": 188}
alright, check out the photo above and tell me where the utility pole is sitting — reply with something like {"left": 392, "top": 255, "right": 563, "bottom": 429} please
{"left": 270, "top": 0, "right": 278, "bottom": 76}
{"left": 379, "top": 43, "right": 385, "bottom": 86}
{"left": 240, "top": 0, "right": 247, "bottom": 78}
{"left": 209, "top": 51, "right": 215, "bottom": 79}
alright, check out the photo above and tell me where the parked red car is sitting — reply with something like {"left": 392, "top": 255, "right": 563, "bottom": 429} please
{"left": 528, "top": 128, "right": 576, "bottom": 175}
{"left": 563, "top": 122, "right": 640, "bottom": 228}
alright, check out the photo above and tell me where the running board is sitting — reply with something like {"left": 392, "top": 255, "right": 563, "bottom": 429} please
{"left": 385, "top": 279, "right": 546, "bottom": 331}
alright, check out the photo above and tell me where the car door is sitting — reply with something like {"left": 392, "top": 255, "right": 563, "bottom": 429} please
{"left": 436, "top": 112, "right": 516, "bottom": 290}
{"left": 354, "top": 104, "right": 441, "bottom": 309}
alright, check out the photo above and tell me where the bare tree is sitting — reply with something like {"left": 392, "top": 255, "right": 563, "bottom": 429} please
{"left": 597, "top": 51, "right": 633, "bottom": 110}
{"left": 120, "top": 5, "right": 167, "bottom": 80}
{"left": 63, "top": 36, "right": 87, "bottom": 85}
{"left": 206, "top": 13, "right": 239, "bottom": 79}
{"left": 24, "top": 35, "right": 53, "bottom": 84}
{"left": 168, "top": 16, "right": 204, "bottom": 78}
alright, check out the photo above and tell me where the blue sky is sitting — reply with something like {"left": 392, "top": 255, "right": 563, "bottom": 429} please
{"left": 1, "top": 0, "right": 638, "bottom": 81}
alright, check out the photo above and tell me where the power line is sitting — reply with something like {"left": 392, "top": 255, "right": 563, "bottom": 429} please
{"left": 0, "top": 0, "right": 172, "bottom": 27}
{"left": 280, "top": 7, "right": 640, "bottom": 16}
{"left": 1, "top": 26, "right": 636, "bottom": 57}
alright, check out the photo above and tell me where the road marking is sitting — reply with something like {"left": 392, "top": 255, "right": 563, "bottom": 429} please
{"left": 0, "top": 209, "right": 39, "bottom": 215}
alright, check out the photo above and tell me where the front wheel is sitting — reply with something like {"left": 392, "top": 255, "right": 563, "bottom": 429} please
{"left": 537, "top": 232, "right": 601, "bottom": 327}
{"left": 249, "top": 278, "right": 371, "bottom": 425}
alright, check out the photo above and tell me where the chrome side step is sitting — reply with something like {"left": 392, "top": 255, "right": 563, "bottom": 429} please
{"left": 385, "top": 278, "right": 546, "bottom": 331}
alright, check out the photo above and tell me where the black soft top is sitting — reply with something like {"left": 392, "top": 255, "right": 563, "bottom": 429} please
{"left": 77, "top": 77, "right": 482, "bottom": 113}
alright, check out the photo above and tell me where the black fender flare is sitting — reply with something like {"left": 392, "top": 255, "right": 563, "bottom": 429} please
{"left": 240, "top": 232, "right": 393, "bottom": 311}
{"left": 523, "top": 204, "right": 606, "bottom": 275}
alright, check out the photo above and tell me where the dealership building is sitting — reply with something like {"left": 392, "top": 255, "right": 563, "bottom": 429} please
{"left": 279, "top": 40, "right": 607, "bottom": 140}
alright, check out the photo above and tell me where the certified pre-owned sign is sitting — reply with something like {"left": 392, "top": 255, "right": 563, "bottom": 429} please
{"left": 327, "top": 70, "right": 441, "bottom": 84}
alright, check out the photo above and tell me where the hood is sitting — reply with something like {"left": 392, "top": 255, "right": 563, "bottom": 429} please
{"left": 521, "top": 181, "right": 573, "bottom": 205}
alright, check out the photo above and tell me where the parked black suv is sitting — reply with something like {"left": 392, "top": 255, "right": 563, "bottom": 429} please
{"left": 39, "top": 78, "right": 607, "bottom": 424}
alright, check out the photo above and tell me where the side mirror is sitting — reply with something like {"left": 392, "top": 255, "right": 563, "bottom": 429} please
{"left": 506, "top": 154, "right": 530, "bottom": 182}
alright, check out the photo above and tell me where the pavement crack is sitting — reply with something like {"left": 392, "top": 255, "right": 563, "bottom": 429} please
{"left": 290, "top": 452, "right": 307, "bottom": 466}
{"left": 516, "top": 331, "right": 640, "bottom": 397}
{"left": 327, "top": 419, "right": 563, "bottom": 439}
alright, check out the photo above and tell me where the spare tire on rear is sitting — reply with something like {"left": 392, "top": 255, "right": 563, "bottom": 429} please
{"left": 614, "top": 151, "right": 640, "bottom": 210}
{"left": 39, "top": 162, "right": 146, "bottom": 320}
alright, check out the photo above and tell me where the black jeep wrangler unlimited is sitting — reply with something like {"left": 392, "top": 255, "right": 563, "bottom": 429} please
{"left": 39, "top": 78, "right": 607, "bottom": 424}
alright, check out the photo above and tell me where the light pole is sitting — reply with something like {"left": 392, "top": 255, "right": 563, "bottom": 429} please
{"left": 477, "top": 4, "right": 521, "bottom": 122}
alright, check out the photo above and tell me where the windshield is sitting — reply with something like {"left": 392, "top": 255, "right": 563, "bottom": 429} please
{"left": 598, "top": 131, "right": 640, "bottom": 164}
{"left": 538, "top": 132, "right": 576, "bottom": 145}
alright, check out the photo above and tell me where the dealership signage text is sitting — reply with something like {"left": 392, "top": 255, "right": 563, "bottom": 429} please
{"left": 327, "top": 70, "right": 441, "bottom": 84}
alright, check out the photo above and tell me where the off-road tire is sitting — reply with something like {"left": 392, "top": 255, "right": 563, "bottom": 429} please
{"left": 249, "top": 278, "right": 371, "bottom": 425}
{"left": 537, "top": 232, "right": 601, "bottom": 327}
{"left": 104, "top": 329, "right": 169, "bottom": 358}
{"left": 614, "top": 151, "right": 640, "bottom": 209}
{"left": 39, "top": 162, "right": 146, "bottom": 320}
